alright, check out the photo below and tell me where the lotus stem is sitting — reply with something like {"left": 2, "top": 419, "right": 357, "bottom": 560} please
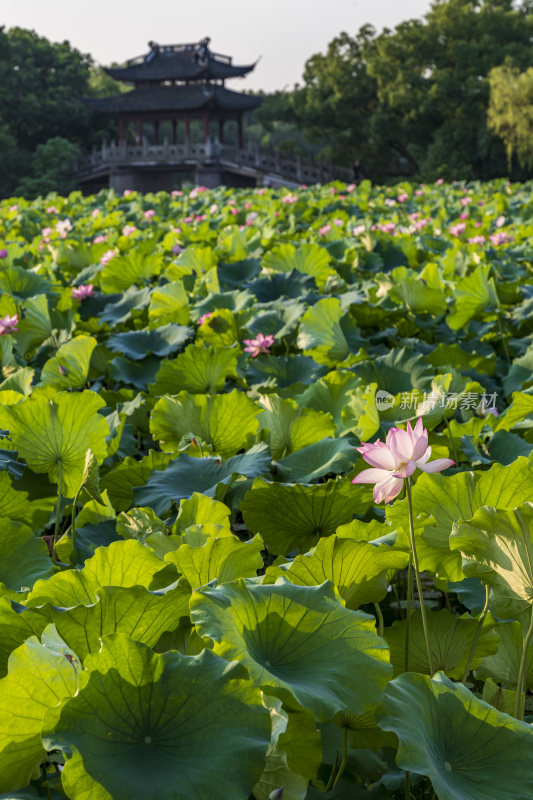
{"left": 406, "top": 477, "right": 434, "bottom": 676}
{"left": 514, "top": 603, "right": 533, "bottom": 720}
{"left": 404, "top": 770, "right": 410, "bottom": 800}
{"left": 461, "top": 584, "right": 490, "bottom": 684}
{"left": 70, "top": 486, "right": 82, "bottom": 560}
{"left": 52, "top": 460, "right": 63, "bottom": 561}
{"left": 405, "top": 554, "right": 414, "bottom": 672}
{"left": 374, "top": 601, "right": 384, "bottom": 639}
{"left": 332, "top": 727, "right": 348, "bottom": 789}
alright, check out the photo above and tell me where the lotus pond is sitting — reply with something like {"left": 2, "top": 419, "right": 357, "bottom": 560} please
{"left": 0, "top": 179, "right": 533, "bottom": 799}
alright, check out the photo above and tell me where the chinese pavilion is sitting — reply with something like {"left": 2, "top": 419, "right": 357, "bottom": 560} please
{"left": 85, "top": 38, "right": 261, "bottom": 151}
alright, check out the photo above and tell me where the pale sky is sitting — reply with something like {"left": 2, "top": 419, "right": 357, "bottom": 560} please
{"left": 2, "top": 0, "right": 433, "bottom": 92}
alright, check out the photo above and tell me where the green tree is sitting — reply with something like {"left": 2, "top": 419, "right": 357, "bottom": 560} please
{"left": 14, "top": 136, "right": 81, "bottom": 198}
{"left": 488, "top": 64, "right": 533, "bottom": 169}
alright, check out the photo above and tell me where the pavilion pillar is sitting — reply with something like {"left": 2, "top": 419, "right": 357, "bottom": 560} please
{"left": 185, "top": 115, "right": 190, "bottom": 141}
{"left": 154, "top": 119, "right": 160, "bottom": 145}
{"left": 219, "top": 118, "right": 224, "bottom": 144}
{"left": 237, "top": 115, "right": 243, "bottom": 149}
{"left": 136, "top": 118, "right": 143, "bottom": 145}
{"left": 203, "top": 113, "right": 209, "bottom": 143}
{"left": 118, "top": 118, "right": 125, "bottom": 146}
{"left": 172, "top": 119, "right": 177, "bottom": 145}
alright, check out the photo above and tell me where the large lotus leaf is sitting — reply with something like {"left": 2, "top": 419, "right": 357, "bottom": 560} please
{"left": 217, "top": 258, "right": 261, "bottom": 290}
{"left": 245, "top": 270, "right": 316, "bottom": 302}
{"left": 99, "top": 286, "right": 152, "bottom": 325}
{"left": 150, "top": 389, "right": 261, "bottom": 458}
{"left": 340, "top": 382, "right": 380, "bottom": 441}
{"left": 488, "top": 430, "right": 533, "bottom": 465}
{"left": 297, "top": 371, "right": 362, "bottom": 432}
{"left": 100, "top": 450, "right": 172, "bottom": 512}
{"left": 37, "top": 581, "right": 190, "bottom": 660}
{"left": 0, "top": 265, "right": 51, "bottom": 300}
{"left": 503, "top": 347, "right": 533, "bottom": 396}
{"left": 191, "top": 579, "right": 391, "bottom": 721}
{"left": 0, "top": 598, "right": 47, "bottom": 678}
{"left": 352, "top": 348, "right": 433, "bottom": 393}
{"left": 43, "top": 635, "right": 270, "bottom": 800}
{"left": 195, "top": 307, "right": 239, "bottom": 348}
{"left": 450, "top": 503, "right": 533, "bottom": 619}
{"left": 26, "top": 540, "right": 167, "bottom": 608}
{"left": 108, "top": 355, "right": 160, "bottom": 390}
{"left": 0, "top": 472, "right": 55, "bottom": 533}
{"left": 0, "top": 626, "right": 78, "bottom": 792}
{"left": 384, "top": 608, "right": 499, "bottom": 679}
{"left": 262, "top": 243, "right": 335, "bottom": 289}
{"left": 265, "top": 535, "right": 408, "bottom": 608}
{"left": 245, "top": 355, "right": 328, "bottom": 391}
{"left": 242, "top": 477, "right": 371, "bottom": 556}
{"left": 166, "top": 244, "right": 217, "bottom": 279}
{"left": 15, "top": 295, "right": 52, "bottom": 356}
{"left": 148, "top": 281, "right": 189, "bottom": 326}
{"left": 447, "top": 265, "right": 497, "bottom": 331}
{"left": 387, "top": 457, "right": 533, "bottom": 581}
{"left": 165, "top": 535, "right": 263, "bottom": 589}
{"left": 297, "top": 298, "right": 351, "bottom": 366}
{"left": 40, "top": 336, "right": 96, "bottom": 389}
{"left": 0, "top": 391, "right": 109, "bottom": 497}
{"left": 149, "top": 344, "right": 238, "bottom": 395}
{"left": 476, "top": 620, "right": 533, "bottom": 691}
{"left": 246, "top": 302, "right": 306, "bottom": 340}
{"left": 134, "top": 444, "right": 271, "bottom": 516}
{"left": 174, "top": 492, "right": 231, "bottom": 534}
{"left": 107, "top": 324, "right": 192, "bottom": 361}
{"left": 496, "top": 392, "right": 533, "bottom": 432}
{"left": 427, "top": 343, "right": 496, "bottom": 376}
{"left": 99, "top": 250, "right": 162, "bottom": 293}
{"left": 275, "top": 437, "right": 358, "bottom": 483}
{"left": 377, "top": 671, "right": 533, "bottom": 800}
{"left": 389, "top": 274, "right": 447, "bottom": 315}
{"left": 0, "top": 519, "right": 52, "bottom": 595}
{"left": 258, "top": 394, "right": 335, "bottom": 459}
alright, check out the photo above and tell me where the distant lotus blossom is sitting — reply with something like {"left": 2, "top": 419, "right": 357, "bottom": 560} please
{"left": 171, "top": 244, "right": 183, "bottom": 255}
{"left": 352, "top": 224, "right": 366, "bottom": 235}
{"left": 385, "top": 198, "right": 397, "bottom": 207}
{"left": 122, "top": 225, "right": 137, "bottom": 237}
{"left": 459, "top": 212, "right": 468, "bottom": 220}
{"left": 413, "top": 218, "right": 429, "bottom": 231}
{"left": 123, "top": 190, "right": 133, "bottom": 196}
{"left": 409, "top": 212, "right": 420, "bottom": 221}
{"left": 495, "top": 215, "right": 506, "bottom": 228}
{"left": 318, "top": 224, "right": 331, "bottom": 236}
{"left": 244, "top": 202, "right": 252, "bottom": 210}
{"left": 435, "top": 178, "right": 444, "bottom": 186}
{"left": 100, "top": 248, "right": 119, "bottom": 265}
{"left": 55, "top": 219, "right": 72, "bottom": 238}
{"left": 397, "top": 193, "right": 409, "bottom": 202}
{"left": 172, "top": 227, "right": 182, "bottom": 234}
{"left": 346, "top": 183, "right": 356, "bottom": 192}
{"left": 460, "top": 196, "right": 473, "bottom": 206}
{"left": 46, "top": 206, "right": 59, "bottom": 214}
{"left": 257, "top": 188, "right": 266, "bottom": 195}
{"left": 189, "top": 187, "right": 206, "bottom": 199}
{"left": 339, "top": 194, "right": 346, "bottom": 200}
{"left": 467, "top": 235, "right": 486, "bottom": 245}
{"left": 195, "top": 214, "right": 206, "bottom": 222}
{"left": 449, "top": 223, "right": 466, "bottom": 237}
{"left": 209, "top": 204, "right": 218, "bottom": 214}
{"left": 330, "top": 187, "right": 336, "bottom": 194}
{"left": 230, "top": 208, "right": 239, "bottom": 216}
{"left": 490, "top": 232, "right": 514, "bottom": 246}
{"left": 377, "top": 222, "right": 396, "bottom": 234}
{"left": 334, "top": 218, "right": 344, "bottom": 227}
{"left": 71, "top": 284, "right": 94, "bottom": 300}
{"left": 41, "top": 227, "right": 53, "bottom": 243}
{"left": 9, "top": 205, "right": 18, "bottom": 212}
{"left": 144, "top": 209, "right": 155, "bottom": 220}
{"left": 91, "top": 208, "right": 101, "bottom": 217}
{"left": 415, "top": 189, "right": 425, "bottom": 196}
{"left": 0, "top": 249, "right": 7, "bottom": 259}
{"left": 247, "top": 212, "right": 258, "bottom": 225}
{"left": 281, "top": 194, "right": 298, "bottom": 204}
{"left": 171, "top": 190, "right": 183, "bottom": 197}
{"left": 198, "top": 312, "right": 213, "bottom": 326}
{"left": 183, "top": 216, "right": 194, "bottom": 223}
{"left": 93, "top": 234, "right": 107, "bottom": 244}
{"left": 243, "top": 333, "right": 275, "bottom": 357}
{"left": 0, "top": 314, "right": 18, "bottom": 335}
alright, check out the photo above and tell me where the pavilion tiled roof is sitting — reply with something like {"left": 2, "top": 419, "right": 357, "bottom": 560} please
{"left": 84, "top": 85, "right": 262, "bottom": 114}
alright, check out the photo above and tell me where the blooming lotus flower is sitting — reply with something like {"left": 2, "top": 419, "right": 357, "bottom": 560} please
{"left": 352, "top": 418, "right": 455, "bottom": 504}
{"left": 93, "top": 234, "right": 107, "bottom": 244}
{"left": 243, "top": 333, "right": 275, "bottom": 357}
{"left": 143, "top": 209, "right": 155, "bottom": 220}
{"left": 198, "top": 312, "right": 213, "bottom": 326}
{"left": 71, "top": 284, "right": 94, "bottom": 300}
{"left": 397, "top": 193, "right": 409, "bottom": 202}
{"left": 46, "top": 206, "right": 59, "bottom": 214}
{"left": 0, "top": 249, "right": 7, "bottom": 259}
{"left": 122, "top": 225, "right": 137, "bottom": 237}
{"left": 0, "top": 314, "right": 18, "bottom": 335}
{"left": 318, "top": 224, "right": 331, "bottom": 237}
{"left": 495, "top": 215, "right": 506, "bottom": 228}
{"left": 100, "top": 248, "right": 118, "bottom": 265}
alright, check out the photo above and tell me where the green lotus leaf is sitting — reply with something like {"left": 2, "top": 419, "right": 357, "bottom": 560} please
{"left": 503, "top": 345, "right": 533, "bottom": 396}
{"left": 195, "top": 307, "right": 240, "bottom": 348}
{"left": 384, "top": 608, "right": 499, "bottom": 679}
{"left": 297, "top": 370, "right": 362, "bottom": 432}
{"left": 476, "top": 620, "right": 533, "bottom": 691}
{"left": 191, "top": 579, "right": 391, "bottom": 721}
{"left": 297, "top": 298, "right": 352, "bottom": 366}
{"left": 108, "top": 355, "right": 161, "bottom": 390}
{"left": 265, "top": 535, "right": 408, "bottom": 608}
{"left": 246, "top": 301, "right": 306, "bottom": 340}
{"left": 389, "top": 272, "right": 447, "bottom": 315}
{"left": 166, "top": 244, "right": 217, "bottom": 279}
{"left": 275, "top": 437, "right": 358, "bottom": 483}
{"left": 258, "top": 394, "right": 335, "bottom": 459}
{"left": 0, "top": 626, "right": 78, "bottom": 792}
{"left": 245, "top": 354, "right": 328, "bottom": 392}
{"left": 242, "top": 477, "right": 370, "bottom": 556}
{"left": 99, "top": 250, "right": 162, "bottom": 293}
{"left": 387, "top": 457, "right": 533, "bottom": 581}
{"left": 134, "top": 444, "right": 271, "bottom": 516}
{"left": 107, "top": 324, "right": 192, "bottom": 360}
{"left": 450, "top": 502, "right": 533, "bottom": 619}
{"left": 117, "top": 507, "right": 169, "bottom": 543}
{"left": 427, "top": 343, "right": 496, "bottom": 376}
{"left": 352, "top": 348, "right": 433, "bottom": 393}
{"left": 40, "top": 336, "right": 96, "bottom": 390}
{"left": 165, "top": 534, "right": 263, "bottom": 589}
{"left": 0, "top": 265, "right": 51, "bottom": 300}
{"left": 38, "top": 581, "right": 190, "bottom": 660}
{"left": 496, "top": 392, "right": 533, "bottom": 431}
{"left": 0, "top": 472, "right": 55, "bottom": 533}
{"left": 217, "top": 257, "right": 260, "bottom": 290}
{"left": 174, "top": 492, "right": 231, "bottom": 534}
{"left": 149, "top": 344, "right": 238, "bottom": 395}
{"left": 0, "top": 520, "right": 52, "bottom": 595}
{"left": 100, "top": 450, "right": 172, "bottom": 511}
{"left": 43, "top": 635, "right": 270, "bottom": 800}
{"left": 26, "top": 540, "right": 166, "bottom": 608}
{"left": 377, "top": 671, "right": 533, "bottom": 800}
{"left": 0, "top": 391, "right": 110, "bottom": 497}
{"left": 148, "top": 280, "right": 189, "bottom": 326}
{"left": 99, "top": 286, "right": 152, "bottom": 325}
{"left": 340, "top": 382, "right": 380, "bottom": 440}
{"left": 488, "top": 430, "right": 533, "bottom": 464}
{"left": 15, "top": 295, "right": 52, "bottom": 357}
{"left": 262, "top": 243, "right": 335, "bottom": 289}
{"left": 0, "top": 598, "right": 47, "bottom": 678}
{"left": 150, "top": 389, "right": 261, "bottom": 457}
{"left": 447, "top": 265, "right": 498, "bottom": 331}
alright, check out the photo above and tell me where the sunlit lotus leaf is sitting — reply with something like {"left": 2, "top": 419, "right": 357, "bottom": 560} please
{"left": 99, "top": 250, "right": 162, "bottom": 293}
{"left": 265, "top": 535, "right": 408, "bottom": 608}
{"left": 0, "top": 472, "right": 55, "bottom": 533}
{"left": 377, "top": 671, "right": 533, "bottom": 800}
{"left": 0, "top": 519, "right": 52, "bottom": 596}
{"left": 447, "top": 265, "right": 498, "bottom": 330}
{"left": 149, "top": 344, "right": 238, "bottom": 395}
{"left": 476, "top": 620, "right": 533, "bottom": 690}
{"left": 43, "top": 635, "right": 270, "bottom": 800}
{"left": 0, "top": 626, "right": 78, "bottom": 792}
{"left": 297, "top": 370, "right": 362, "bottom": 431}
{"left": 191, "top": 579, "right": 391, "bottom": 721}
{"left": 297, "top": 298, "right": 354, "bottom": 366}
{"left": 275, "top": 437, "right": 358, "bottom": 483}
{"left": 15, "top": 295, "right": 52, "bottom": 356}
{"left": 262, "top": 243, "right": 335, "bottom": 290}
{"left": 150, "top": 389, "right": 262, "bottom": 457}
{"left": 242, "top": 478, "right": 370, "bottom": 556}
{"left": 0, "top": 391, "right": 109, "bottom": 497}
{"left": 0, "top": 265, "right": 51, "bottom": 300}
{"left": 195, "top": 307, "right": 240, "bottom": 348}
{"left": 165, "top": 535, "right": 263, "bottom": 589}
{"left": 148, "top": 280, "right": 189, "bottom": 326}
{"left": 174, "top": 492, "right": 231, "bottom": 534}
{"left": 99, "top": 286, "right": 152, "bottom": 325}
{"left": 0, "top": 598, "right": 47, "bottom": 678}
{"left": 258, "top": 394, "right": 335, "bottom": 459}
{"left": 100, "top": 450, "right": 172, "bottom": 512}
{"left": 40, "top": 336, "right": 96, "bottom": 389}
{"left": 384, "top": 608, "right": 499, "bottom": 678}
{"left": 450, "top": 502, "right": 533, "bottom": 619}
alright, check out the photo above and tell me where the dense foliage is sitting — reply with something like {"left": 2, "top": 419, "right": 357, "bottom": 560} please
{"left": 0, "top": 179, "right": 533, "bottom": 798}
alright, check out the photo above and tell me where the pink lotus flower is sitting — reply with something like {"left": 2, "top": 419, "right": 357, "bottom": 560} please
{"left": 100, "top": 248, "right": 118, "bottom": 265}
{"left": 0, "top": 314, "right": 18, "bottom": 335}
{"left": 397, "top": 193, "right": 409, "bottom": 202}
{"left": 460, "top": 196, "right": 473, "bottom": 206}
{"left": 198, "top": 312, "right": 213, "bottom": 326}
{"left": 435, "top": 178, "right": 444, "bottom": 186}
{"left": 171, "top": 190, "right": 183, "bottom": 197}
{"left": 459, "top": 212, "right": 468, "bottom": 220}
{"left": 467, "top": 235, "right": 486, "bottom": 245}
{"left": 0, "top": 249, "right": 7, "bottom": 259}
{"left": 352, "top": 418, "right": 455, "bottom": 504}
{"left": 144, "top": 209, "right": 155, "bottom": 220}
{"left": 318, "top": 224, "right": 331, "bottom": 236}
{"left": 495, "top": 215, "right": 506, "bottom": 228}
{"left": 352, "top": 224, "right": 366, "bottom": 235}
{"left": 449, "top": 223, "right": 466, "bottom": 237}
{"left": 243, "top": 333, "right": 275, "bottom": 357}
{"left": 91, "top": 208, "right": 101, "bottom": 217}
{"left": 46, "top": 206, "right": 59, "bottom": 214}
{"left": 93, "top": 234, "right": 107, "bottom": 244}
{"left": 71, "top": 284, "right": 94, "bottom": 300}
{"left": 122, "top": 225, "right": 137, "bottom": 237}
